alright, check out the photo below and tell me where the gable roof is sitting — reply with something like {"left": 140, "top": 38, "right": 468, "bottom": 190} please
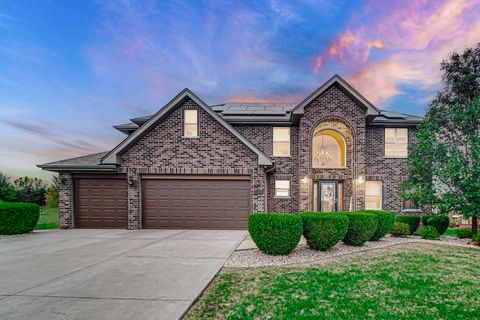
{"left": 292, "top": 74, "right": 381, "bottom": 116}
{"left": 101, "top": 89, "right": 273, "bottom": 166}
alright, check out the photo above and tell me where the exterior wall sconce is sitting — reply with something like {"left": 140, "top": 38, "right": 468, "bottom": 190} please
{"left": 301, "top": 176, "right": 309, "bottom": 184}
{"left": 356, "top": 175, "right": 365, "bottom": 185}
{"left": 128, "top": 177, "right": 137, "bottom": 187}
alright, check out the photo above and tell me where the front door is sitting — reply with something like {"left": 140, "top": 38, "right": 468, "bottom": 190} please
{"left": 319, "top": 181, "right": 338, "bottom": 212}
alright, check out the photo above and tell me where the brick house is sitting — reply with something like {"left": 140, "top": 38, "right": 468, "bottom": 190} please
{"left": 39, "top": 75, "right": 422, "bottom": 230}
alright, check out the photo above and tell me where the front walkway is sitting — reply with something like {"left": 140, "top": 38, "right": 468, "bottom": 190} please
{"left": 0, "top": 229, "right": 246, "bottom": 320}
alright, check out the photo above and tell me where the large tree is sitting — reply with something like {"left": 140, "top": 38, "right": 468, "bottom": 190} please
{"left": 401, "top": 43, "right": 480, "bottom": 235}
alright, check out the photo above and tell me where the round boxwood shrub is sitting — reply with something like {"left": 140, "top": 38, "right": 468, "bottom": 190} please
{"left": 456, "top": 228, "right": 472, "bottom": 239}
{"left": 395, "top": 215, "right": 421, "bottom": 235}
{"left": 418, "top": 225, "right": 440, "bottom": 240}
{"left": 248, "top": 213, "right": 302, "bottom": 255}
{"left": 0, "top": 202, "right": 40, "bottom": 235}
{"left": 300, "top": 212, "right": 349, "bottom": 251}
{"left": 343, "top": 212, "right": 378, "bottom": 246}
{"left": 390, "top": 222, "right": 410, "bottom": 237}
{"left": 422, "top": 215, "right": 449, "bottom": 235}
{"left": 362, "top": 210, "right": 395, "bottom": 241}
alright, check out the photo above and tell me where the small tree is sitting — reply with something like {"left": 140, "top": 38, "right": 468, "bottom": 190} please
{"left": 45, "top": 176, "right": 59, "bottom": 208}
{"left": 402, "top": 43, "right": 480, "bottom": 234}
{"left": 0, "top": 172, "right": 15, "bottom": 202}
{"left": 13, "top": 176, "right": 47, "bottom": 206}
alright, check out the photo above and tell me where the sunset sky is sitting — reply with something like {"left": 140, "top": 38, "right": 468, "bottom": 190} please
{"left": 1, "top": 0, "right": 480, "bottom": 180}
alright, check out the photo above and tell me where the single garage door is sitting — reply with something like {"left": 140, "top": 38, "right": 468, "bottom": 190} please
{"left": 143, "top": 177, "right": 250, "bottom": 229}
{"left": 74, "top": 177, "right": 128, "bottom": 228}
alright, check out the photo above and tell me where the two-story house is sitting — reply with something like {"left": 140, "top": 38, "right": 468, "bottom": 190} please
{"left": 39, "top": 75, "right": 422, "bottom": 230}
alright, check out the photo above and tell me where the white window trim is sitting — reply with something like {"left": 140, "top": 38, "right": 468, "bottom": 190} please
{"left": 275, "top": 180, "right": 290, "bottom": 198}
{"left": 183, "top": 109, "right": 198, "bottom": 138}
{"left": 384, "top": 128, "right": 408, "bottom": 158}
{"left": 272, "top": 127, "right": 291, "bottom": 157}
{"left": 365, "top": 181, "right": 383, "bottom": 210}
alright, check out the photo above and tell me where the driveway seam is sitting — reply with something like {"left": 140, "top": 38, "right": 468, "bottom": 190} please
{"left": 12, "top": 294, "right": 192, "bottom": 302}
{"left": 6, "top": 230, "right": 189, "bottom": 298}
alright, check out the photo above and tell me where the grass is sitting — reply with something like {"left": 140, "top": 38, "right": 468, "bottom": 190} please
{"left": 34, "top": 207, "right": 59, "bottom": 230}
{"left": 187, "top": 244, "right": 480, "bottom": 320}
{"left": 444, "top": 228, "right": 458, "bottom": 237}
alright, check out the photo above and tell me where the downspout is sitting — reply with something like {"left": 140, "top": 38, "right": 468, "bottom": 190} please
{"left": 263, "top": 162, "right": 276, "bottom": 213}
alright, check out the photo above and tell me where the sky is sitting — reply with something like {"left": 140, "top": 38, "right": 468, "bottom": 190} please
{"left": 1, "top": 0, "right": 480, "bottom": 181}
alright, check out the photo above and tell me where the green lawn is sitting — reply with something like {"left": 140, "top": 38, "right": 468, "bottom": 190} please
{"left": 35, "top": 207, "right": 59, "bottom": 230}
{"left": 444, "top": 229, "right": 458, "bottom": 237}
{"left": 187, "top": 244, "right": 480, "bottom": 320}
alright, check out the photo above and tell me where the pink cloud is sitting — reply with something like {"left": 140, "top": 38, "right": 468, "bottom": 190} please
{"left": 313, "top": 0, "right": 480, "bottom": 107}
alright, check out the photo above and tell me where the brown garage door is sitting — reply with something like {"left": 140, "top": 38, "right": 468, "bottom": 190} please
{"left": 75, "top": 177, "right": 127, "bottom": 228}
{"left": 143, "top": 177, "right": 250, "bottom": 229}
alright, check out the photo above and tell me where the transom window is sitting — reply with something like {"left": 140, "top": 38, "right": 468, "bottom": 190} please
{"left": 275, "top": 180, "right": 290, "bottom": 197}
{"left": 385, "top": 128, "right": 408, "bottom": 157}
{"left": 312, "top": 130, "right": 346, "bottom": 168}
{"left": 273, "top": 127, "right": 290, "bottom": 157}
{"left": 184, "top": 109, "right": 198, "bottom": 137}
{"left": 365, "top": 181, "right": 382, "bottom": 210}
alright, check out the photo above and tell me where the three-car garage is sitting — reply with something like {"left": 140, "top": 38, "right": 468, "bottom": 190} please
{"left": 73, "top": 175, "right": 251, "bottom": 229}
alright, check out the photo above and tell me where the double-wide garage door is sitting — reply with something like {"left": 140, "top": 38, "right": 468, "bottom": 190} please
{"left": 142, "top": 177, "right": 251, "bottom": 229}
{"left": 75, "top": 177, "right": 128, "bottom": 228}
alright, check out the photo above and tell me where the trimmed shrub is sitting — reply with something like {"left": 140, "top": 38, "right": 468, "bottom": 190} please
{"left": 362, "top": 210, "right": 395, "bottom": 241}
{"left": 301, "top": 212, "right": 349, "bottom": 251}
{"left": 395, "top": 215, "right": 421, "bottom": 235}
{"left": 343, "top": 212, "right": 378, "bottom": 246}
{"left": 0, "top": 202, "right": 40, "bottom": 235}
{"left": 456, "top": 228, "right": 472, "bottom": 239}
{"left": 248, "top": 213, "right": 302, "bottom": 255}
{"left": 422, "top": 215, "right": 449, "bottom": 235}
{"left": 419, "top": 225, "right": 440, "bottom": 240}
{"left": 390, "top": 222, "right": 410, "bottom": 237}
{"left": 472, "top": 232, "right": 480, "bottom": 243}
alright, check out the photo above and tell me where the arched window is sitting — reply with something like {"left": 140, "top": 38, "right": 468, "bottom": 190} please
{"left": 312, "top": 130, "right": 346, "bottom": 168}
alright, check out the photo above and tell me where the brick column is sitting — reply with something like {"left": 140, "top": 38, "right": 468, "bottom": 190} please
{"left": 127, "top": 169, "right": 141, "bottom": 229}
{"left": 59, "top": 172, "right": 74, "bottom": 229}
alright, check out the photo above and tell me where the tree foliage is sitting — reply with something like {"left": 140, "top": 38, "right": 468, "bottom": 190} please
{"left": 12, "top": 176, "right": 47, "bottom": 206}
{"left": 401, "top": 43, "right": 480, "bottom": 233}
{"left": 0, "top": 172, "right": 15, "bottom": 202}
{"left": 45, "top": 176, "right": 59, "bottom": 207}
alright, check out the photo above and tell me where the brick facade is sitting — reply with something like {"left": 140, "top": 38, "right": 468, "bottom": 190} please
{"left": 57, "top": 82, "right": 418, "bottom": 228}
{"left": 119, "top": 98, "right": 267, "bottom": 229}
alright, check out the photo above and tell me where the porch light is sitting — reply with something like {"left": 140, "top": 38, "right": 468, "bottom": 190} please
{"left": 356, "top": 176, "right": 365, "bottom": 185}
{"left": 301, "top": 176, "right": 309, "bottom": 184}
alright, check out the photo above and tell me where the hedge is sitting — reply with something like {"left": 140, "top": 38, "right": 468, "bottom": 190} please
{"left": 390, "top": 222, "right": 410, "bottom": 237}
{"left": 395, "top": 215, "right": 421, "bottom": 235}
{"left": 422, "top": 215, "right": 449, "bottom": 235}
{"left": 343, "top": 212, "right": 378, "bottom": 246}
{"left": 419, "top": 225, "right": 439, "bottom": 240}
{"left": 456, "top": 228, "right": 472, "bottom": 239}
{"left": 361, "top": 210, "right": 395, "bottom": 241}
{"left": 248, "top": 213, "right": 303, "bottom": 255}
{"left": 0, "top": 202, "right": 40, "bottom": 235}
{"left": 300, "top": 212, "right": 349, "bottom": 251}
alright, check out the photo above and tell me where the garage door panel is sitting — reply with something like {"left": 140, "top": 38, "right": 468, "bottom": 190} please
{"left": 75, "top": 178, "right": 127, "bottom": 229}
{"left": 143, "top": 178, "right": 250, "bottom": 229}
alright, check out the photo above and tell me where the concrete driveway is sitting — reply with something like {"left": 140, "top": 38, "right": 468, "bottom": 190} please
{"left": 0, "top": 229, "right": 246, "bottom": 320}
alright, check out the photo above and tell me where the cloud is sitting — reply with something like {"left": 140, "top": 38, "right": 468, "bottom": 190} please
{"left": 312, "top": 0, "right": 480, "bottom": 106}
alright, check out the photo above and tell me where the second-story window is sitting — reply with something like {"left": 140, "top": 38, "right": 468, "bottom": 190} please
{"left": 184, "top": 109, "right": 198, "bottom": 137}
{"left": 273, "top": 127, "right": 290, "bottom": 157}
{"left": 385, "top": 128, "right": 408, "bottom": 157}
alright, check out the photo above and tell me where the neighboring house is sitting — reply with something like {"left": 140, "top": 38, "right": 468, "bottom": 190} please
{"left": 39, "top": 75, "right": 422, "bottom": 230}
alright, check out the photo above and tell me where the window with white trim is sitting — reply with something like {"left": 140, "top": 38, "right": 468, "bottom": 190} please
{"left": 273, "top": 127, "right": 290, "bottom": 157}
{"left": 385, "top": 128, "right": 408, "bottom": 157}
{"left": 184, "top": 109, "right": 198, "bottom": 137}
{"left": 365, "top": 181, "right": 382, "bottom": 210}
{"left": 275, "top": 180, "right": 290, "bottom": 197}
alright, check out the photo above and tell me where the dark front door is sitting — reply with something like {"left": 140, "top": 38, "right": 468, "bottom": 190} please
{"left": 319, "top": 181, "right": 338, "bottom": 212}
